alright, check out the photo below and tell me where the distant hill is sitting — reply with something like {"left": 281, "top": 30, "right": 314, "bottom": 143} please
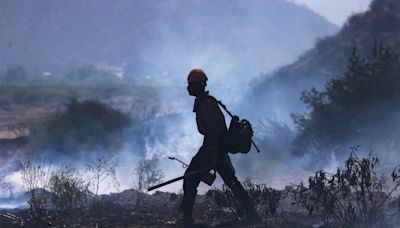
{"left": 0, "top": 0, "right": 337, "bottom": 85}
{"left": 244, "top": 0, "right": 400, "bottom": 122}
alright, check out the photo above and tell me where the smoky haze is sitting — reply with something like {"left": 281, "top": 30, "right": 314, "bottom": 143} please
{"left": 0, "top": 0, "right": 337, "bottom": 88}
{"left": 0, "top": 0, "right": 341, "bottom": 197}
{"left": 241, "top": 0, "right": 400, "bottom": 179}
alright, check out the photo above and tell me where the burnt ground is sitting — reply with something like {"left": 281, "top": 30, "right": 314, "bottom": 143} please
{"left": 0, "top": 205, "right": 317, "bottom": 228}
{"left": 0, "top": 189, "right": 321, "bottom": 228}
{"left": 0, "top": 189, "right": 399, "bottom": 228}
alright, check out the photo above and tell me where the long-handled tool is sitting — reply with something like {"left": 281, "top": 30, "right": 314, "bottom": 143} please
{"left": 168, "top": 156, "right": 188, "bottom": 168}
{"left": 168, "top": 156, "right": 216, "bottom": 186}
{"left": 148, "top": 166, "right": 214, "bottom": 192}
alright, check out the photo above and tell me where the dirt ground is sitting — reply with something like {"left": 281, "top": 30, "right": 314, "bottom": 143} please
{"left": 0, "top": 207, "right": 316, "bottom": 228}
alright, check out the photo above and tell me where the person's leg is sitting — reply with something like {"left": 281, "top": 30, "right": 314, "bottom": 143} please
{"left": 179, "top": 150, "right": 209, "bottom": 224}
{"left": 216, "top": 154, "right": 259, "bottom": 221}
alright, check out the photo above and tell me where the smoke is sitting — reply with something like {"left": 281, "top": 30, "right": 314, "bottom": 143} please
{"left": 0, "top": 0, "right": 344, "bottom": 208}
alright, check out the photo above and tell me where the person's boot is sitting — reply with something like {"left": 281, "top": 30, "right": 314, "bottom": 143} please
{"left": 183, "top": 215, "right": 194, "bottom": 228}
{"left": 241, "top": 201, "right": 262, "bottom": 225}
{"left": 244, "top": 212, "right": 262, "bottom": 225}
{"left": 175, "top": 210, "right": 194, "bottom": 228}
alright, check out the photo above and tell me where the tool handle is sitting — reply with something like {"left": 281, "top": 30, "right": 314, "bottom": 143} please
{"left": 147, "top": 167, "right": 211, "bottom": 192}
{"left": 251, "top": 140, "right": 261, "bottom": 153}
{"left": 148, "top": 176, "right": 184, "bottom": 191}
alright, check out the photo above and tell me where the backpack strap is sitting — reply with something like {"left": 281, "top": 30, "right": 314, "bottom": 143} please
{"left": 209, "top": 96, "right": 234, "bottom": 118}
{"left": 210, "top": 95, "right": 261, "bottom": 153}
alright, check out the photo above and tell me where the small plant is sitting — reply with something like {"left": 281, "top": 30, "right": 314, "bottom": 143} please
{"left": 49, "top": 165, "right": 89, "bottom": 213}
{"left": 244, "top": 179, "right": 282, "bottom": 218}
{"left": 133, "top": 159, "right": 164, "bottom": 207}
{"left": 213, "top": 184, "right": 243, "bottom": 221}
{"left": 291, "top": 146, "right": 400, "bottom": 227}
{"left": 213, "top": 178, "right": 281, "bottom": 221}
{"left": 19, "top": 155, "right": 51, "bottom": 223}
{"left": 86, "top": 155, "right": 120, "bottom": 202}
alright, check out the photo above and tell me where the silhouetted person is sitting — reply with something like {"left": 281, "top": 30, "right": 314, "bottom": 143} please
{"left": 178, "top": 68, "right": 259, "bottom": 227}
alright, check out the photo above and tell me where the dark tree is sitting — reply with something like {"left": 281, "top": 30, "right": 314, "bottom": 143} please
{"left": 31, "top": 99, "right": 130, "bottom": 155}
{"left": 292, "top": 43, "right": 400, "bottom": 165}
{"left": 2, "top": 65, "right": 28, "bottom": 85}
{"left": 65, "top": 64, "right": 118, "bottom": 85}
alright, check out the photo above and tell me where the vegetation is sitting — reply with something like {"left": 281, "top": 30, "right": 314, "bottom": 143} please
{"left": 292, "top": 44, "right": 400, "bottom": 162}
{"left": 86, "top": 155, "right": 120, "bottom": 201}
{"left": 49, "top": 165, "right": 88, "bottom": 213}
{"left": 0, "top": 84, "right": 158, "bottom": 105}
{"left": 213, "top": 178, "right": 281, "bottom": 222}
{"left": 3, "top": 150, "right": 398, "bottom": 227}
{"left": 63, "top": 65, "right": 120, "bottom": 85}
{"left": 0, "top": 63, "right": 169, "bottom": 107}
{"left": 1, "top": 64, "right": 120, "bottom": 86}
{"left": 19, "top": 156, "right": 51, "bottom": 222}
{"left": 290, "top": 146, "right": 400, "bottom": 227}
{"left": 133, "top": 159, "right": 164, "bottom": 206}
{"left": 17, "top": 154, "right": 120, "bottom": 226}
{"left": 30, "top": 99, "right": 130, "bottom": 155}
{"left": 211, "top": 148, "right": 400, "bottom": 227}
{"left": 1, "top": 65, "right": 28, "bottom": 85}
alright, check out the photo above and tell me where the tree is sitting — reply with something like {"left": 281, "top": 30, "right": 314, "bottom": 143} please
{"left": 1, "top": 65, "right": 28, "bottom": 85}
{"left": 19, "top": 155, "right": 51, "bottom": 220}
{"left": 48, "top": 165, "right": 89, "bottom": 212}
{"left": 64, "top": 64, "right": 118, "bottom": 85}
{"left": 133, "top": 159, "right": 164, "bottom": 206}
{"left": 292, "top": 43, "right": 400, "bottom": 165}
{"left": 86, "top": 155, "right": 119, "bottom": 201}
{"left": 30, "top": 99, "right": 130, "bottom": 155}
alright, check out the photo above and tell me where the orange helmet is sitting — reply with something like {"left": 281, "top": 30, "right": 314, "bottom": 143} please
{"left": 187, "top": 68, "right": 208, "bottom": 83}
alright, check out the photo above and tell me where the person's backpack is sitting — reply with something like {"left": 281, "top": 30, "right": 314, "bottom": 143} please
{"left": 212, "top": 97, "right": 260, "bottom": 154}
{"left": 226, "top": 115, "right": 254, "bottom": 153}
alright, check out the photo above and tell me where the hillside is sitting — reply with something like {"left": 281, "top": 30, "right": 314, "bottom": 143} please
{"left": 245, "top": 0, "right": 400, "bottom": 122}
{"left": 0, "top": 0, "right": 337, "bottom": 85}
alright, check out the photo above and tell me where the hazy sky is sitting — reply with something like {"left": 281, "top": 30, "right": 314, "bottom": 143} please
{"left": 291, "top": 0, "right": 373, "bottom": 26}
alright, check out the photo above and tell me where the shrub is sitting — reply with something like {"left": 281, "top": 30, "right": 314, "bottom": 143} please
{"left": 49, "top": 165, "right": 89, "bottom": 212}
{"left": 31, "top": 99, "right": 130, "bottom": 155}
{"left": 19, "top": 156, "right": 51, "bottom": 222}
{"left": 213, "top": 178, "right": 281, "bottom": 221}
{"left": 292, "top": 44, "right": 400, "bottom": 163}
{"left": 133, "top": 159, "right": 164, "bottom": 207}
{"left": 291, "top": 146, "right": 400, "bottom": 227}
